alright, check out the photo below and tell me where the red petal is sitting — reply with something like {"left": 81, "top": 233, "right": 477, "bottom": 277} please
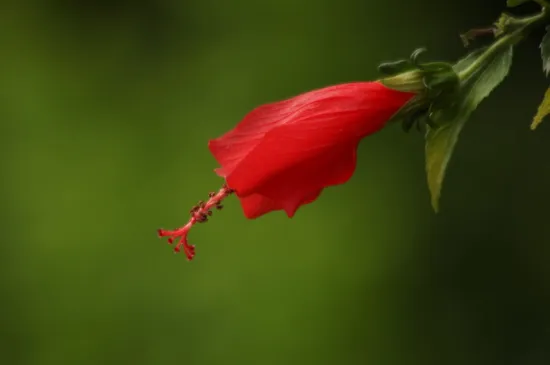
{"left": 209, "top": 82, "right": 409, "bottom": 177}
{"left": 209, "top": 81, "right": 415, "bottom": 218}
{"left": 235, "top": 141, "right": 356, "bottom": 218}
{"left": 208, "top": 98, "right": 301, "bottom": 178}
{"left": 226, "top": 82, "right": 412, "bottom": 195}
{"left": 237, "top": 193, "right": 279, "bottom": 219}
{"left": 239, "top": 189, "right": 323, "bottom": 219}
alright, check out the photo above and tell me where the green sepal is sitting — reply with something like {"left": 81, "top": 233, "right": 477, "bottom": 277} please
{"left": 382, "top": 51, "right": 461, "bottom": 132}
{"left": 378, "top": 60, "right": 415, "bottom": 76}
{"left": 380, "top": 49, "right": 459, "bottom": 96}
{"left": 380, "top": 70, "right": 426, "bottom": 93}
{"left": 422, "top": 64, "right": 460, "bottom": 93}
{"left": 377, "top": 47, "right": 428, "bottom": 76}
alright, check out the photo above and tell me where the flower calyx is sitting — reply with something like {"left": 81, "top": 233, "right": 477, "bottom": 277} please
{"left": 379, "top": 48, "right": 460, "bottom": 132}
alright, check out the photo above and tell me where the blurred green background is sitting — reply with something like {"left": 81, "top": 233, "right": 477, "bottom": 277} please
{"left": 1, "top": 0, "right": 550, "bottom": 364}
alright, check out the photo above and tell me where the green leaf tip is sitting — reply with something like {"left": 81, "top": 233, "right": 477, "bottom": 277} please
{"left": 425, "top": 46, "right": 513, "bottom": 212}
{"left": 531, "top": 87, "right": 550, "bottom": 130}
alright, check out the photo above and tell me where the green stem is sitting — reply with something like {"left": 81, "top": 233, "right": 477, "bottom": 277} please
{"left": 458, "top": 8, "right": 550, "bottom": 81}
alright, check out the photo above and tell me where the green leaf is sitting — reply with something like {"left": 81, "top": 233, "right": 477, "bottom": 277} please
{"left": 540, "top": 27, "right": 550, "bottom": 76}
{"left": 506, "top": 0, "right": 531, "bottom": 7}
{"left": 531, "top": 87, "right": 550, "bottom": 130}
{"left": 425, "top": 46, "right": 513, "bottom": 212}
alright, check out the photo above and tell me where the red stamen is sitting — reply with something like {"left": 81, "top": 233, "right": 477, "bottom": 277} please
{"left": 157, "top": 184, "right": 234, "bottom": 260}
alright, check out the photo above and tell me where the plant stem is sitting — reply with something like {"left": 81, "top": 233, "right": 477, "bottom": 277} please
{"left": 458, "top": 8, "right": 550, "bottom": 81}
{"left": 460, "top": 28, "right": 496, "bottom": 47}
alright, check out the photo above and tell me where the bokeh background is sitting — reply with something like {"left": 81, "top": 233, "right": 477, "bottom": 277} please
{"left": 1, "top": 0, "right": 550, "bottom": 364}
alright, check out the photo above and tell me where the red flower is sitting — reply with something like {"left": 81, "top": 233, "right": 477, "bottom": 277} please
{"left": 209, "top": 81, "right": 415, "bottom": 218}
{"left": 158, "top": 81, "right": 415, "bottom": 260}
